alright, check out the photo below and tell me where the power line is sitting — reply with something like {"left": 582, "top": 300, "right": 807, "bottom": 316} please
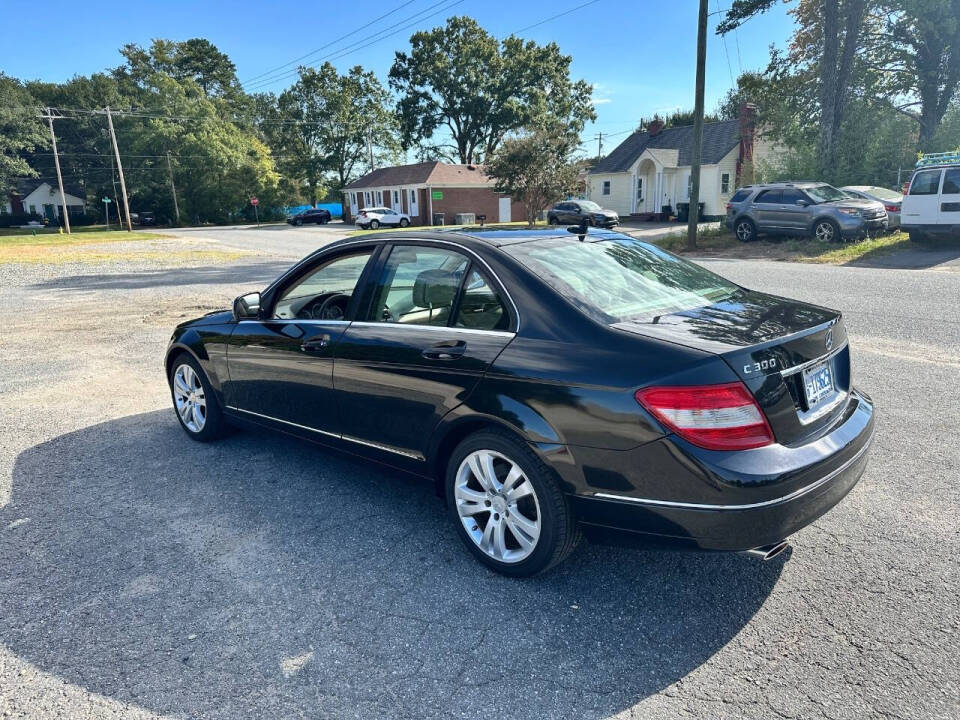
{"left": 241, "top": 0, "right": 418, "bottom": 86}
{"left": 243, "top": 0, "right": 465, "bottom": 92}
{"left": 715, "top": 0, "right": 736, "bottom": 89}
{"left": 513, "top": 0, "right": 603, "bottom": 34}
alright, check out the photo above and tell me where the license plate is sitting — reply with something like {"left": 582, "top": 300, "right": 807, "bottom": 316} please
{"left": 802, "top": 361, "right": 834, "bottom": 407}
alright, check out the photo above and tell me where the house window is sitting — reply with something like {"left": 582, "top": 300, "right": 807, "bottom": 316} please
{"left": 721, "top": 173, "right": 730, "bottom": 194}
{"left": 393, "top": 190, "right": 400, "bottom": 205}
{"left": 29, "top": 204, "right": 37, "bottom": 214}
{"left": 376, "top": 190, "right": 382, "bottom": 205}
{"left": 636, "top": 177, "right": 643, "bottom": 201}
{"left": 409, "top": 189, "right": 416, "bottom": 205}
{"left": 602, "top": 181, "right": 610, "bottom": 196}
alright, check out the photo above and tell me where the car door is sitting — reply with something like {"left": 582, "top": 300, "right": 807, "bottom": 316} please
{"left": 752, "top": 189, "right": 782, "bottom": 229}
{"left": 903, "top": 169, "right": 942, "bottom": 227}
{"left": 333, "top": 241, "right": 515, "bottom": 461}
{"left": 222, "top": 245, "right": 379, "bottom": 437}
{"left": 778, "top": 188, "right": 810, "bottom": 232}
{"left": 939, "top": 168, "right": 960, "bottom": 224}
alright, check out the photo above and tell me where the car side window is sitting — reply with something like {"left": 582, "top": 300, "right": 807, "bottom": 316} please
{"left": 909, "top": 170, "right": 942, "bottom": 195}
{"left": 780, "top": 189, "right": 805, "bottom": 205}
{"left": 273, "top": 250, "right": 374, "bottom": 320}
{"left": 754, "top": 190, "right": 781, "bottom": 203}
{"left": 942, "top": 169, "right": 960, "bottom": 195}
{"left": 454, "top": 269, "right": 509, "bottom": 332}
{"left": 729, "top": 189, "right": 751, "bottom": 203}
{"left": 368, "top": 246, "right": 469, "bottom": 326}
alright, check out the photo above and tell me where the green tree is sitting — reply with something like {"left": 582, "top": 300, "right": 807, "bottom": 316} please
{"left": 389, "top": 16, "right": 595, "bottom": 164}
{"left": 485, "top": 124, "right": 579, "bottom": 227}
{"left": 271, "top": 63, "right": 397, "bottom": 205}
{"left": 0, "top": 74, "right": 47, "bottom": 192}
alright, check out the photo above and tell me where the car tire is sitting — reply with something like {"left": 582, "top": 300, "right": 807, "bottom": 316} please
{"left": 321, "top": 217, "right": 329, "bottom": 224}
{"left": 908, "top": 230, "right": 928, "bottom": 243}
{"left": 735, "top": 217, "right": 757, "bottom": 243}
{"left": 399, "top": 218, "right": 409, "bottom": 227}
{"left": 813, "top": 218, "right": 841, "bottom": 243}
{"left": 169, "top": 354, "right": 226, "bottom": 442}
{"left": 445, "top": 429, "right": 580, "bottom": 577}
{"left": 295, "top": 218, "right": 302, "bottom": 226}
{"left": 369, "top": 219, "right": 380, "bottom": 230}
{"left": 548, "top": 215, "right": 558, "bottom": 225}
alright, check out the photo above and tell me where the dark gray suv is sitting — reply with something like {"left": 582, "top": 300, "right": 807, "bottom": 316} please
{"left": 725, "top": 182, "right": 887, "bottom": 242}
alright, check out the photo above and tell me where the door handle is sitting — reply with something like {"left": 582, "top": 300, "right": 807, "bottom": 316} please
{"left": 421, "top": 340, "right": 466, "bottom": 360}
{"left": 300, "top": 334, "right": 331, "bottom": 353}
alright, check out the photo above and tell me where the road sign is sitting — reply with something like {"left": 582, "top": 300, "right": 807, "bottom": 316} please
{"left": 250, "top": 196, "right": 259, "bottom": 206}
{"left": 102, "top": 197, "right": 112, "bottom": 203}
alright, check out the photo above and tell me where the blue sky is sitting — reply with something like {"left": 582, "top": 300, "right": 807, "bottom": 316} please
{"left": 0, "top": 0, "right": 795, "bottom": 151}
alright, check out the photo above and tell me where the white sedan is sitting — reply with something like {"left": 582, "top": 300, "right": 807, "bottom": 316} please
{"left": 356, "top": 207, "right": 411, "bottom": 229}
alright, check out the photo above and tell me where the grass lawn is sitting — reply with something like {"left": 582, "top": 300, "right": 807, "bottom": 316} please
{"left": 656, "top": 227, "right": 913, "bottom": 265}
{"left": 0, "top": 229, "right": 159, "bottom": 245}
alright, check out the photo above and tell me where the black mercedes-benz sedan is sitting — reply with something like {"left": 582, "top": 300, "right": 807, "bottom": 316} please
{"left": 165, "top": 227, "right": 875, "bottom": 576}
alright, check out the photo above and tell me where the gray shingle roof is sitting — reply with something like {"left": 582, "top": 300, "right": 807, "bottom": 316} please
{"left": 590, "top": 119, "right": 740, "bottom": 174}
{"left": 344, "top": 162, "right": 493, "bottom": 189}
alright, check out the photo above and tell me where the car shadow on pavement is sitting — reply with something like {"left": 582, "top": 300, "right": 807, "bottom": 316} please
{"left": 2, "top": 411, "right": 784, "bottom": 719}
{"left": 28, "top": 261, "right": 291, "bottom": 292}
{"left": 846, "top": 242, "right": 960, "bottom": 269}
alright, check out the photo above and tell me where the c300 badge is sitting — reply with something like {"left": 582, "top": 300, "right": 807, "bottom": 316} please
{"left": 743, "top": 357, "right": 777, "bottom": 374}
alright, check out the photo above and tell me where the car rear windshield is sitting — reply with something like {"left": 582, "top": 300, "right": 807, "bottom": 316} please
{"left": 867, "top": 187, "right": 902, "bottom": 201}
{"left": 504, "top": 237, "right": 740, "bottom": 323}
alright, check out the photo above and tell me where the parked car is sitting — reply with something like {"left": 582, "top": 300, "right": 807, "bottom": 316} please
{"left": 726, "top": 182, "right": 888, "bottom": 242}
{"left": 840, "top": 186, "right": 902, "bottom": 229}
{"left": 137, "top": 211, "right": 156, "bottom": 226}
{"left": 288, "top": 208, "right": 332, "bottom": 226}
{"left": 165, "top": 226, "right": 875, "bottom": 576}
{"left": 548, "top": 200, "right": 619, "bottom": 228}
{"left": 901, "top": 153, "right": 960, "bottom": 242}
{"left": 356, "top": 207, "right": 410, "bottom": 229}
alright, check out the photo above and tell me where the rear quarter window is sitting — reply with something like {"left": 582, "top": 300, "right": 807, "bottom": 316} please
{"left": 729, "top": 189, "right": 751, "bottom": 203}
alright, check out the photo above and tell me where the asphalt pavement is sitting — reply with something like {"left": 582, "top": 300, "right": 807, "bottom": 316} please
{"left": 0, "top": 229, "right": 957, "bottom": 719}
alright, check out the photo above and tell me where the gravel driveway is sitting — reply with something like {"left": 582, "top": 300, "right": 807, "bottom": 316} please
{"left": 0, "top": 232, "right": 957, "bottom": 719}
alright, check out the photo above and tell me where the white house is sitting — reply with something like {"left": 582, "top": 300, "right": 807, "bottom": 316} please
{"left": 3, "top": 180, "right": 86, "bottom": 221}
{"left": 588, "top": 106, "right": 763, "bottom": 220}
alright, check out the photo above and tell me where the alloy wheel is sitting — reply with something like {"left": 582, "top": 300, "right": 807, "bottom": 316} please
{"left": 815, "top": 221, "right": 835, "bottom": 242}
{"left": 173, "top": 363, "right": 206, "bottom": 433}
{"left": 736, "top": 221, "right": 753, "bottom": 241}
{"left": 454, "top": 449, "right": 542, "bottom": 563}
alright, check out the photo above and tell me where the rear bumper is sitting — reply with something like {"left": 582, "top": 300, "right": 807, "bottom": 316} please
{"left": 569, "top": 388, "right": 875, "bottom": 551}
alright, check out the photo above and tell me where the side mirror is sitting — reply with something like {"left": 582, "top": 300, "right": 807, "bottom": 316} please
{"left": 796, "top": 199, "right": 810, "bottom": 206}
{"left": 233, "top": 292, "right": 261, "bottom": 320}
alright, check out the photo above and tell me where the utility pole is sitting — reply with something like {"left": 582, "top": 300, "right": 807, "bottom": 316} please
{"left": 42, "top": 108, "right": 71, "bottom": 234}
{"left": 166, "top": 152, "right": 180, "bottom": 225}
{"left": 367, "top": 132, "right": 374, "bottom": 172}
{"left": 686, "top": 0, "right": 709, "bottom": 251}
{"left": 105, "top": 106, "right": 133, "bottom": 232}
{"left": 595, "top": 132, "right": 603, "bottom": 160}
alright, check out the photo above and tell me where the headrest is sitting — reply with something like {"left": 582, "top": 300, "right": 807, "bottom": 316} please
{"left": 413, "top": 268, "right": 459, "bottom": 308}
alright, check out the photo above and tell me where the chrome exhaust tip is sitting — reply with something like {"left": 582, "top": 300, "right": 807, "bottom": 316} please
{"left": 742, "top": 540, "right": 790, "bottom": 561}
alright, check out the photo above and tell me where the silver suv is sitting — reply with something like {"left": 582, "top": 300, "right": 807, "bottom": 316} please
{"left": 725, "top": 182, "right": 887, "bottom": 242}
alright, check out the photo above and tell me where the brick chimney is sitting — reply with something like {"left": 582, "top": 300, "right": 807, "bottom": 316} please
{"left": 737, "top": 102, "right": 758, "bottom": 185}
{"left": 647, "top": 118, "right": 665, "bottom": 137}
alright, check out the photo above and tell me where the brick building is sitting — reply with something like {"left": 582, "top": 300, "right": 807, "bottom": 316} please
{"left": 342, "top": 162, "right": 525, "bottom": 226}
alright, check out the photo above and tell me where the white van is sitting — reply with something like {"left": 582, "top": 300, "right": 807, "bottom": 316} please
{"left": 901, "top": 152, "right": 960, "bottom": 241}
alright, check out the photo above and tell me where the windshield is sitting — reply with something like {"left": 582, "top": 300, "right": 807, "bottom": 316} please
{"left": 804, "top": 184, "right": 848, "bottom": 203}
{"left": 578, "top": 201, "right": 602, "bottom": 211}
{"left": 505, "top": 237, "right": 740, "bottom": 323}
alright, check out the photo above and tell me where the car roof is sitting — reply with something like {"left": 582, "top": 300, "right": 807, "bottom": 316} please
{"left": 320, "top": 226, "right": 633, "bottom": 253}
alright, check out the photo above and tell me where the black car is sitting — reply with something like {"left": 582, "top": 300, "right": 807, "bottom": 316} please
{"left": 165, "top": 227, "right": 874, "bottom": 576}
{"left": 288, "top": 208, "right": 331, "bottom": 226}
{"left": 548, "top": 200, "right": 619, "bottom": 228}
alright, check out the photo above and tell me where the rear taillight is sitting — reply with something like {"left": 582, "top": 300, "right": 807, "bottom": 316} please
{"left": 360, "top": 211, "right": 367, "bottom": 216}
{"left": 635, "top": 382, "right": 774, "bottom": 451}
{"left": 884, "top": 204, "right": 899, "bottom": 212}
{"left": 725, "top": 203, "right": 732, "bottom": 211}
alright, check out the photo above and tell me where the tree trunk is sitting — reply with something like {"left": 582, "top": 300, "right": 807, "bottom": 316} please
{"left": 818, "top": 0, "right": 840, "bottom": 179}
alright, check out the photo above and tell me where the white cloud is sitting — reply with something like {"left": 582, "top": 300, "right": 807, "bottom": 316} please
{"left": 592, "top": 97, "right": 612, "bottom": 105}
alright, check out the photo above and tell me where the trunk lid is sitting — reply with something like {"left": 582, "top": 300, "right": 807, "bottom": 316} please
{"left": 614, "top": 289, "right": 851, "bottom": 445}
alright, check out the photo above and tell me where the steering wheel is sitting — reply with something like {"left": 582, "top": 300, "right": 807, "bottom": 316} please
{"left": 314, "top": 293, "right": 349, "bottom": 320}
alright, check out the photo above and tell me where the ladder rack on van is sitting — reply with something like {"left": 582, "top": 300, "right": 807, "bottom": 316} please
{"left": 916, "top": 151, "right": 960, "bottom": 168}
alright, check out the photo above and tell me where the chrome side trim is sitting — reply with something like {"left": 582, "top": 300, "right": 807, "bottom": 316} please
{"left": 340, "top": 434, "right": 422, "bottom": 459}
{"left": 224, "top": 406, "right": 422, "bottom": 459}
{"left": 592, "top": 434, "right": 872, "bottom": 511}
{"left": 226, "top": 406, "right": 339, "bottom": 438}
{"left": 779, "top": 341, "right": 848, "bottom": 377}
{"left": 237, "top": 319, "right": 350, "bottom": 325}
{"left": 348, "top": 321, "right": 515, "bottom": 339}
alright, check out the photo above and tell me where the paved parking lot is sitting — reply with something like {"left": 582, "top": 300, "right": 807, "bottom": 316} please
{"left": 0, "top": 228, "right": 957, "bottom": 719}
